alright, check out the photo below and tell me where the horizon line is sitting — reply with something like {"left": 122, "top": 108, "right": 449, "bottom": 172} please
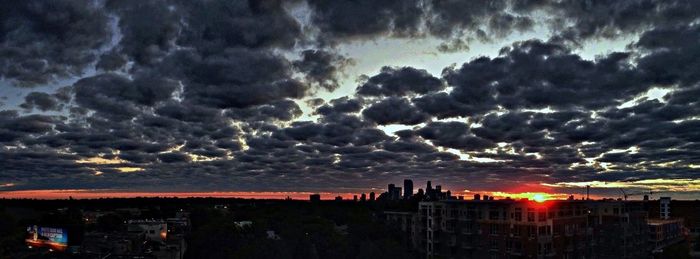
{"left": 0, "top": 189, "right": 679, "bottom": 201}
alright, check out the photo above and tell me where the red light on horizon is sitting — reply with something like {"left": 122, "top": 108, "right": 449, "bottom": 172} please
{"left": 486, "top": 191, "right": 564, "bottom": 202}
{"left": 0, "top": 189, "right": 362, "bottom": 200}
{"left": 532, "top": 193, "right": 547, "bottom": 203}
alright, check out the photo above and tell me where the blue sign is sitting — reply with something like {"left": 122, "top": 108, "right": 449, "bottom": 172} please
{"left": 26, "top": 225, "right": 68, "bottom": 246}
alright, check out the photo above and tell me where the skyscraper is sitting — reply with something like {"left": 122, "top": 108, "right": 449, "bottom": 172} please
{"left": 392, "top": 187, "right": 402, "bottom": 200}
{"left": 403, "top": 179, "right": 413, "bottom": 199}
{"left": 369, "top": 192, "right": 375, "bottom": 201}
{"left": 425, "top": 181, "right": 433, "bottom": 199}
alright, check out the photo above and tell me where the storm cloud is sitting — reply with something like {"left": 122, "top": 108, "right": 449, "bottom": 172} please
{"left": 0, "top": 0, "right": 699, "bottom": 196}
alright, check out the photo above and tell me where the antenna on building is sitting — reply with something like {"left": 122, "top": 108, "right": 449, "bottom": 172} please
{"left": 618, "top": 188, "right": 628, "bottom": 200}
{"left": 586, "top": 185, "right": 590, "bottom": 200}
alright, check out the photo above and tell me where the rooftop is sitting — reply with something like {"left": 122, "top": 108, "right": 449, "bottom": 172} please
{"left": 648, "top": 218, "right": 684, "bottom": 225}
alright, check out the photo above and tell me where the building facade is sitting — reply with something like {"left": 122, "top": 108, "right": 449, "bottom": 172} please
{"left": 648, "top": 218, "right": 684, "bottom": 252}
{"left": 404, "top": 179, "right": 414, "bottom": 199}
{"left": 408, "top": 199, "right": 651, "bottom": 259}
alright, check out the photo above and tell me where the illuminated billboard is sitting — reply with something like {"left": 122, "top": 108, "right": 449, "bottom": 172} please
{"left": 25, "top": 225, "right": 68, "bottom": 251}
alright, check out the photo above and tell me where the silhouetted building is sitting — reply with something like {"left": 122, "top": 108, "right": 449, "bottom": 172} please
{"left": 385, "top": 183, "right": 404, "bottom": 201}
{"left": 404, "top": 179, "right": 413, "bottom": 199}
{"left": 82, "top": 232, "right": 143, "bottom": 256}
{"left": 82, "top": 211, "right": 189, "bottom": 259}
{"left": 309, "top": 194, "right": 321, "bottom": 202}
{"left": 369, "top": 192, "right": 375, "bottom": 201}
{"left": 387, "top": 184, "right": 397, "bottom": 200}
{"left": 384, "top": 211, "right": 418, "bottom": 248}
{"left": 392, "top": 187, "right": 402, "bottom": 200}
{"left": 649, "top": 218, "right": 684, "bottom": 252}
{"left": 334, "top": 196, "right": 343, "bottom": 201}
{"left": 353, "top": 195, "right": 358, "bottom": 202}
{"left": 360, "top": 193, "right": 366, "bottom": 201}
{"left": 397, "top": 199, "right": 653, "bottom": 259}
{"left": 649, "top": 199, "right": 700, "bottom": 235}
{"left": 426, "top": 181, "right": 433, "bottom": 199}
{"left": 127, "top": 220, "right": 168, "bottom": 242}
{"left": 648, "top": 198, "right": 700, "bottom": 255}
{"left": 423, "top": 181, "right": 452, "bottom": 201}
{"left": 660, "top": 197, "right": 671, "bottom": 219}
{"left": 586, "top": 200, "right": 650, "bottom": 258}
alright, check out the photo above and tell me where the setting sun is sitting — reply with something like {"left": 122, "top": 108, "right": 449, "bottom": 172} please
{"left": 532, "top": 193, "right": 547, "bottom": 203}
{"left": 489, "top": 192, "right": 562, "bottom": 202}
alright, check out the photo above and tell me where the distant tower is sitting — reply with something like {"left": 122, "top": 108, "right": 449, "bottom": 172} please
{"left": 353, "top": 195, "right": 358, "bottom": 202}
{"left": 483, "top": 195, "right": 489, "bottom": 201}
{"left": 360, "top": 193, "right": 366, "bottom": 201}
{"left": 586, "top": 185, "right": 590, "bottom": 200}
{"left": 426, "top": 181, "right": 433, "bottom": 192}
{"left": 388, "top": 184, "right": 396, "bottom": 200}
{"left": 369, "top": 192, "right": 375, "bottom": 201}
{"left": 404, "top": 179, "right": 413, "bottom": 199}
{"left": 392, "top": 187, "right": 402, "bottom": 200}
{"left": 660, "top": 197, "right": 671, "bottom": 219}
{"left": 310, "top": 194, "right": 321, "bottom": 202}
{"left": 474, "top": 194, "right": 481, "bottom": 200}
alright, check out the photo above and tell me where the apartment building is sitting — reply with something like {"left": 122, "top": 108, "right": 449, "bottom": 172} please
{"left": 416, "top": 199, "right": 649, "bottom": 259}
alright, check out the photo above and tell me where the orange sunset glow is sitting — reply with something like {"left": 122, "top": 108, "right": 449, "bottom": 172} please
{"left": 0, "top": 189, "right": 580, "bottom": 202}
{"left": 0, "top": 189, "right": 361, "bottom": 200}
{"left": 1, "top": 1, "right": 700, "bottom": 258}
{"left": 487, "top": 191, "right": 567, "bottom": 201}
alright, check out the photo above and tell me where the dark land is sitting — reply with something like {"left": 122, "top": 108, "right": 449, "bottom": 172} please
{"left": 0, "top": 197, "right": 418, "bottom": 259}
{"left": 1, "top": 196, "right": 698, "bottom": 259}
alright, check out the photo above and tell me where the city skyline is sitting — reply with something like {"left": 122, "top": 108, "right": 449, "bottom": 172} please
{"left": 0, "top": 178, "right": 671, "bottom": 202}
{"left": 1, "top": 0, "right": 700, "bottom": 200}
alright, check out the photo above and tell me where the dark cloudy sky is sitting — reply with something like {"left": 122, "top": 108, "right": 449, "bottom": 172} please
{"left": 1, "top": 0, "right": 699, "bottom": 199}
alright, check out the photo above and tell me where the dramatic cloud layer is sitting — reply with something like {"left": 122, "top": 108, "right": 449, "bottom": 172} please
{"left": 1, "top": 0, "right": 699, "bottom": 197}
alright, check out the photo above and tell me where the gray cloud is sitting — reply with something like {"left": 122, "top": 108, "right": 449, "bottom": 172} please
{"left": 0, "top": 0, "right": 109, "bottom": 86}
{"left": 19, "top": 92, "right": 64, "bottom": 111}
{"left": 357, "top": 66, "right": 444, "bottom": 96}
{"left": 362, "top": 97, "right": 429, "bottom": 125}
{"left": 1, "top": 0, "right": 699, "bottom": 195}
{"left": 294, "top": 49, "right": 353, "bottom": 92}
{"left": 73, "top": 73, "right": 177, "bottom": 120}
{"left": 307, "top": 0, "right": 424, "bottom": 44}
{"left": 417, "top": 121, "right": 495, "bottom": 151}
